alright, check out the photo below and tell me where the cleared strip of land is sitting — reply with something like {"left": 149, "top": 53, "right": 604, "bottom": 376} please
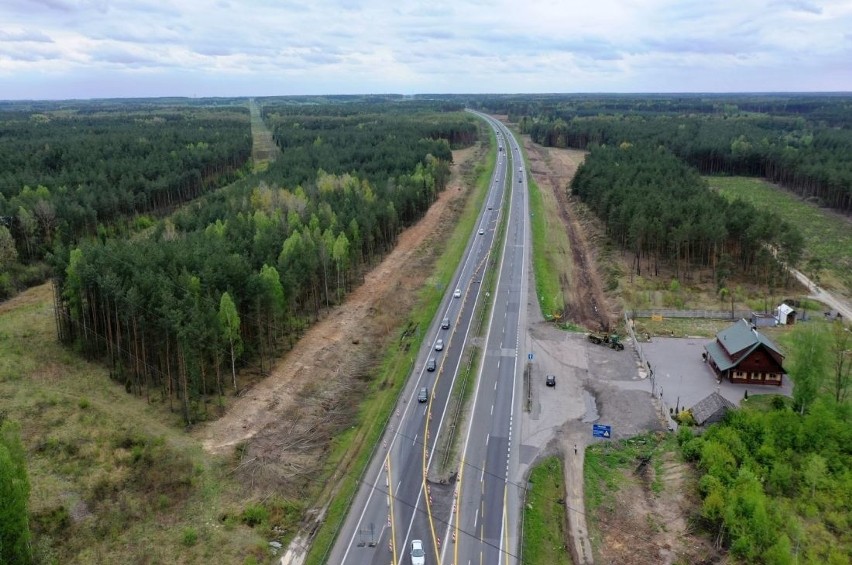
{"left": 710, "top": 176, "right": 852, "bottom": 300}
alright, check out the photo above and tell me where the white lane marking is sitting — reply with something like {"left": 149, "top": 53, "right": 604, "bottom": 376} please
{"left": 490, "top": 404, "right": 494, "bottom": 415}
{"left": 412, "top": 433, "right": 418, "bottom": 446}
{"left": 474, "top": 508, "right": 479, "bottom": 527}
{"left": 486, "top": 433, "right": 490, "bottom": 446}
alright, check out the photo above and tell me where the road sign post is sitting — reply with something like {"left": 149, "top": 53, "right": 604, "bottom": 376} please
{"left": 592, "top": 424, "right": 611, "bottom": 439}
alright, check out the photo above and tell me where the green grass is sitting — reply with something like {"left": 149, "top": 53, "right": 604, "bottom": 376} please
{"left": 0, "top": 285, "right": 267, "bottom": 564}
{"left": 528, "top": 175, "right": 566, "bottom": 319}
{"left": 522, "top": 457, "right": 573, "bottom": 565}
{"left": 584, "top": 433, "right": 672, "bottom": 514}
{"left": 709, "top": 176, "right": 852, "bottom": 298}
{"left": 304, "top": 128, "right": 498, "bottom": 564}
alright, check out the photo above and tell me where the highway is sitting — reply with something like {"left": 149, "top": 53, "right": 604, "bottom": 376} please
{"left": 445, "top": 115, "right": 528, "bottom": 565}
{"left": 327, "top": 113, "right": 527, "bottom": 565}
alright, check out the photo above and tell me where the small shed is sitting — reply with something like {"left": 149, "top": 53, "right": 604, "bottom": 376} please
{"left": 776, "top": 303, "right": 796, "bottom": 325}
{"left": 690, "top": 392, "right": 736, "bottom": 426}
{"left": 750, "top": 312, "right": 777, "bottom": 328}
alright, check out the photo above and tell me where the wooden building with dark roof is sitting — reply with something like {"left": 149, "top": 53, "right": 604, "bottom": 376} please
{"left": 703, "top": 319, "right": 785, "bottom": 386}
{"left": 690, "top": 392, "right": 737, "bottom": 426}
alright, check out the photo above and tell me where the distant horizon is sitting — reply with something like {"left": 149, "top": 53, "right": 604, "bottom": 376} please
{"left": 3, "top": 90, "right": 852, "bottom": 104}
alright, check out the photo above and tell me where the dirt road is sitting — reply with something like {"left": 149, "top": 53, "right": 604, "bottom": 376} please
{"left": 790, "top": 267, "right": 852, "bottom": 320}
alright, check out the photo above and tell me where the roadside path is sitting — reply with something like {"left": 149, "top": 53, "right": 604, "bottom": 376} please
{"left": 562, "top": 436, "right": 594, "bottom": 564}
{"left": 789, "top": 267, "right": 852, "bottom": 321}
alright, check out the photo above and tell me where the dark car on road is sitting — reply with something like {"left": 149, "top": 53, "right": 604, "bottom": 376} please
{"left": 426, "top": 358, "right": 436, "bottom": 372}
{"left": 546, "top": 374, "right": 556, "bottom": 387}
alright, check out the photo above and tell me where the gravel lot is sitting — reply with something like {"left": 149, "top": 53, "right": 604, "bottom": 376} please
{"left": 519, "top": 321, "right": 662, "bottom": 472}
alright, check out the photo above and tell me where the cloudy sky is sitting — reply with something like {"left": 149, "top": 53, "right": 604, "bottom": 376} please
{"left": 1, "top": 0, "right": 850, "bottom": 100}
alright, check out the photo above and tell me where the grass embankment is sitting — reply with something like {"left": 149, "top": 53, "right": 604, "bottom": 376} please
{"left": 522, "top": 457, "right": 573, "bottom": 565}
{"left": 584, "top": 433, "right": 679, "bottom": 562}
{"left": 513, "top": 139, "right": 571, "bottom": 322}
{"left": 710, "top": 176, "right": 852, "bottom": 299}
{"left": 304, "top": 127, "right": 498, "bottom": 564}
{"left": 584, "top": 434, "right": 671, "bottom": 516}
{"left": 0, "top": 285, "right": 270, "bottom": 563}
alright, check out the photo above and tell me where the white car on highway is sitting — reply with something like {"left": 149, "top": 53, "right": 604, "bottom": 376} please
{"left": 453, "top": 288, "right": 461, "bottom": 298}
{"left": 411, "top": 539, "right": 426, "bottom": 565}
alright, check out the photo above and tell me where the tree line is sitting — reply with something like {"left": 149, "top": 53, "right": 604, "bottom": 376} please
{"left": 0, "top": 103, "right": 252, "bottom": 298}
{"left": 570, "top": 144, "right": 804, "bottom": 286}
{"left": 488, "top": 94, "right": 852, "bottom": 215}
{"left": 260, "top": 101, "right": 476, "bottom": 187}
{"left": 52, "top": 103, "right": 476, "bottom": 423}
{"left": 679, "top": 399, "right": 850, "bottom": 563}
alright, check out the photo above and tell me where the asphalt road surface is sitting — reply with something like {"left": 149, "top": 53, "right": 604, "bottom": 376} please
{"left": 328, "top": 112, "right": 520, "bottom": 565}
{"left": 444, "top": 116, "right": 529, "bottom": 565}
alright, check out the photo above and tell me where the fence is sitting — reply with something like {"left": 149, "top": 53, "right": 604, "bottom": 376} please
{"left": 628, "top": 309, "right": 752, "bottom": 320}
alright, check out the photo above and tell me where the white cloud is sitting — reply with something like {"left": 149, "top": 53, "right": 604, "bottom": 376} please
{"left": 0, "top": 0, "right": 849, "bottom": 98}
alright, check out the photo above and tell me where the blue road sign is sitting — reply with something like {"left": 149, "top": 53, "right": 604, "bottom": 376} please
{"left": 528, "top": 353, "right": 534, "bottom": 360}
{"left": 592, "top": 424, "right": 611, "bottom": 438}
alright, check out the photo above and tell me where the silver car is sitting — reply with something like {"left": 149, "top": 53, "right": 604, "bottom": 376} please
{"left": 410, "top": 539, "right": 425, "bottom": 565}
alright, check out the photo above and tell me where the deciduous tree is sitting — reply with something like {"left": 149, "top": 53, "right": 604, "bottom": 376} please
{"left": 789, "top": 325, "right": 828, "bottom": 414}
{"left": 218, "top": 291, "right": 242, "bottom": 392}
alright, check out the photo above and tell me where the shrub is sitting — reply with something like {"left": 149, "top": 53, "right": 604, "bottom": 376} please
{"left": 181, "top": 527, "right": 198, "bottom": 547}
{"left": 241, "top": 503, "right": 268, "bottom": 527}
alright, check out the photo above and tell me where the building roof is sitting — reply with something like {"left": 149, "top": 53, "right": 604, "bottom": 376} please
{"left": 777, "top": 303, "right": 796, "bottom": 316}
{"left": 690, "top": 392, "right": 736, "bottom": 425}
{"left": 716, "top": 319, "right": 784, "bottom": 358}
{"left": 705, "top": 340, "right": 736, "bottom": 371}
{"left": 705, "top": 319, "right": 785, "bottom": 373}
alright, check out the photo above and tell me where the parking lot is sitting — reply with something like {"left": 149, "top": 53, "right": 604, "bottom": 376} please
{"left": 519, "top": 329, "right": 795, "bottom": 456}
{"left": 642, "top": 336, "right": 794, "bottom": 425}
{"left": 519, "top": 323, "right": 662, "bottom": 468}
